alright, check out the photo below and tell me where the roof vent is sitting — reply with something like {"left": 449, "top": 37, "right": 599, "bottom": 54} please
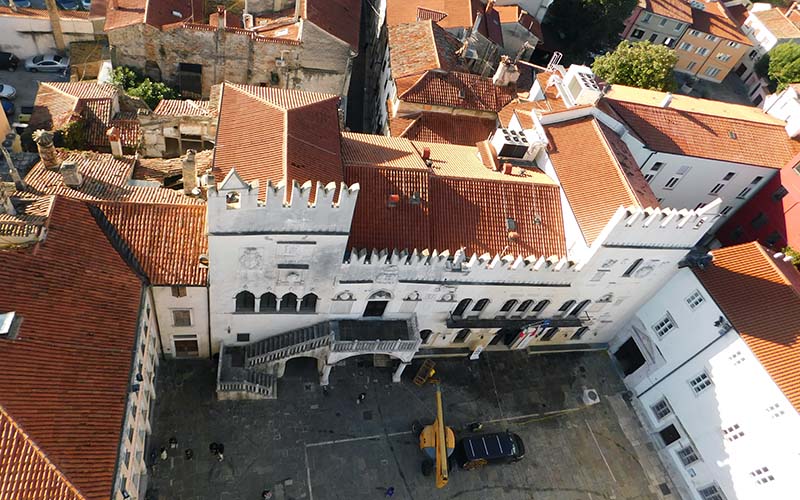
{"left": 387, "top": 194, "right": 400, "bottom": 207}
{"left": 660, "top": 92, "right": 673, "bottom": 108}
{"left": 410, "top": 191, "right": 422, "bottom": 205}
{"left": 728, "top": 131, "right": 737, "bottom": 139}
{"left": 0, "top": 311, "right": 21, "bottom": 339}
{"left": 172, "top": 10, "right": 183, "bottom": 18}
{"left": 506, "top": 217, "right": 517, "bottom": 231}
{"left": 508, "top": 231, "right": 519, "bottom": 242}
{"left": 491, "top": 128, "right": 529, "bottom": 159}
{"left": 199, "top": 254, "right": 209, "bottom": 267}
{"left": 458, "top": 88, "right": 466, "bottom": 99}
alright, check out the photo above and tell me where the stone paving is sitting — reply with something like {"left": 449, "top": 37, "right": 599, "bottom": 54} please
{"left": 147, "top": 351, "right": 668, "bottom": 500}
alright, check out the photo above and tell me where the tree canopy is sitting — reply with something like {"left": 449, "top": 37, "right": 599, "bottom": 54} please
{"left": 592, "top": 41, "right": 678, "bottom": 91}
{"left": 543, "top": 0, "right": 638, "bottom": 62}
{"left": 767, "top": 42, "right": 800, "bottom": 91}
{"left": 110, "top": 66, "right": 179, "bottom": 109}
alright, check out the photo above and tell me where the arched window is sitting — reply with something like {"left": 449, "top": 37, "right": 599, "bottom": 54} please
{"left": 235, "top": 291, "right": 255, "bottom": 312}
{"left": 571, "top": 327, "right": 590, "bottom": 340}
{"left": 299, "top": 293, "right": 318, "bottom": 313}
{"left": 452, "top": 298, "right": 472, "bottom": 317}
{"left": 225, "top": 191, "right": 240, "bottom": 209}
{"left": 540, "top": 327, "right": 560, "bottom": 341}
{"left": 517, "top": 300, "right": 534, "bottom": 313}
{"left": 280, "top": 293, "right": 298, "bottom": 313}
{"left": 558, "top": 300, "right": 576, "bottom": 314}
{"left": 569, "top": 300, "right": 591, "bottom": 317}
{"left": 532, "top": 299, "right": 549, "bottom": 313}
{"left": 473, "top": 298, "right": 490, "bottom": 311}
{"left": 500, "top": 299, "right": 518, "bottom": 312}
{"left": 260, "top": 292, "right": 277, "bottom": 313}
{"left": 420, "top": 329, "right": 433, "bottom": 343}
{"left": 454, "top": 329, "right": 470, "bottom": 343}
{"left": 622, "top": 258, "right": 643, "bottom": 277}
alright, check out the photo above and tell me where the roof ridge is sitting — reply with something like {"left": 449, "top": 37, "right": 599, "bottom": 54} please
{"left": 226, "top": 82, "right": 287, "bottom": 112}
{"left": 0, "top": 404, "right": 89, "bottom": 500}
{"left": 611, "top": 95, "right": 783, "bottom": 127}
{"left": 752, "top": 241, "right": 800, "bottom": 300}
{"left": 591, "top": 118, "right": 641, "bottom": 207}
{"left": 427, "top": 20, "right": 443, "bottom": 70}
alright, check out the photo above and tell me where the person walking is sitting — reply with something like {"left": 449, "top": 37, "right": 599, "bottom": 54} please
{"left": 216, "top": 442, "right": 225, "bottom": 461}
{"left": 385, "top": 486, "right": 395, "bottom": 497}
{"left": 261, "top": 490, "right": 273, "bottom": 499}
{"left": 356, "top": 392, "right": 366, "bottom": 405}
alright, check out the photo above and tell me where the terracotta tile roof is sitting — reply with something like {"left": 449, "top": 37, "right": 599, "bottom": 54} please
{"left": 97, "top": 202, "right": 208, "bottom": 285}
{"left": 387, "top": 0, "right": 484, "bottom": 29}
{"left": 605, "top": 98, "right": 800, "bottom": 169}
{"left": 598, "top": 122, "right": 660, "bottom": 208}
{"left": 342, "top": 132, "right": 566, "bottom": 256}
{"left": 693, "top": 242, "right": 800, "bottom": 412}
{"left": 496, "top": 5, "right": 543, "bottom": 42}
{"left": 213, "top": 84, "right": 343, "bottom": 201}
{"left": 751, "top": 8, "right": 800, "bottom": 39}
{"left": 388, "top": 21, "right": 466, "bottom": 79}
{"left": 104, "top": 0, "right": 204, "bottom": 31}
{"left": 389, "top": 112, "right": 496, "bottom": 145}
{"left": 640, "top": 0, "right": 693, "bottom": 23}
{"left": 302, "top": 0, "right": 361, "bottom": 50}
{"left": 0, "top": 196, "right": 143, "bottom": 500}
{"left": 544, "top": 116, "right": 657, "bottom": 244}
{"left": 0, "top": 406, "right": 86, "bottom": 500}
{"left": 0, "top": 6, "right": 92, "bottom": 19}
{"left": 396, "top": 70, "right": 516, "bottom": 112}
{"left": 134, "top": 149, "right": 215, "bottom": 182}
{"left": 690, "top": 1, "right": 751, "bottom": 44}
{"left": 499, "top": 72, "right": 569, "bottom": 127}
{"left": 23, "top": 151, "right": 203, "bottom": 205}
{"left": 417, "top": 7, "right": 448, "bottom": 22}
{"left": 0, "top": 195, "right": 54, "bottom": 240}
{"left": 153, "top": 99, "right": 212, "bottom": 116}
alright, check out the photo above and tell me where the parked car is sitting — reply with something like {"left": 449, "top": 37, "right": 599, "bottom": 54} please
{"left": 1, "top": 99, "right": 14, "bottom": 117}
{"left": 24, "top": 54, "right": 70, "bottom": 73}
{"left": 0, "top": 1, "right": 32, "bottom": 7}
{"left": 0, "top": 83, "right": 16, "bottom": 100}
{"left": 57, "top": 0, "right": 80, "bottom": 10}
{"left": 455, "top": 431, "right": 525, "bottom": 470}
{"left": 81, "top": 0, "right": 91, "bottom": 10}
{"left": 0, "top": 52, "right": 19, "bottom": 71}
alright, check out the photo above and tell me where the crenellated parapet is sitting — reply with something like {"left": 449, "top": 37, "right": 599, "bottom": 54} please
{"left": 207, "top": 168, "right": 360, "bottom": 234}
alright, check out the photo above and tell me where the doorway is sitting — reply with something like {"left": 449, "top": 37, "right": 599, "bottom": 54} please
{"left": 363, "top": 300, "right": 388, "bottom": 317}
{"left": 613, "top": 337, "right": 646, "bottom": 375}
{"left": 173, "top": 335, "right": 199, "bottom": 358}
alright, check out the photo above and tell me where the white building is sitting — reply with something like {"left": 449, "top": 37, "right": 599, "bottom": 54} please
{"left": 763, "top": 83, "right": 800, "bottom": 138}
{"left": 610, "top": 241, "right": 800, "bottom": 500}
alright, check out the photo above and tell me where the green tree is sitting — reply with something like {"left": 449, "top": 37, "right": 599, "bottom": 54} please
{"left": 768, "top": 42, "right": 800, "bottom": 91}
{"left": 592, "top": 41, "right": 678, "bottom": 91}
{"left": 126, "top": 79, "right": 179, "bottom": 109}
{"left": 110, "top": 66, "right": 143, "bottom": 89}
{"left": 543, "top": 0, "right": 638, "bottom": 62}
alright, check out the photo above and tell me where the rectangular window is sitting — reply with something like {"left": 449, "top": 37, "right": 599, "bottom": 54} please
{"left": 750, "top": 212, "right": 768, "bottom": 229}
{"left": 571, "top": 326, "right": 589, "bottom": 340}
{"left": 694, "top": 202, "right": 706, "bottom": 210}
{"left": 642, "top": 13, "right": 652, "bottom": 23}
{"left": 737, "top": 187, "right": 751, "bottom": 199}
{"left": 773, "top": 186, "right": 789, "bottom": 201}
{"left": 540, "top": 327, "right": 559, "bottom": 341}
{"left": 675, "top": 22, "right": 684, "bottom": 31}
{"left": 696, "top": 47, "right": 709, "bottom": 56}
{"left": 699, "top": 485, "right": 725, "bottom": 500}
{"left": 651, "top": 162, "right": 664, "bottom": 171}
{"left": 704, "top": 67, "right": 721, "bottom": 78}
{"left": 677, "top": 445, "right": 699, "bottom": 466}
{"left": 632, "top": 29, "right": 645, "bottom": 39}
{"left": 686, "top": 290, "right": 705, "bottom": 310}
{"left": 664, "top": 176, "right": 682, "bottom": 189}
{"left": 659, "top": 424, "right": 681, "bottom": 446}
{"left": 644, "top": 173, "right": 655, "bottom": 182}
{"left": 751, "top": 176, "right": 763, "bottom": 184}
{"left": 622, "top": 258, "right": 643, "bottom": 277}
{"left": 172, "top": 309, "right": 192, "bottom": 327}
{"left": 722, "top": 423, "right": 744, "bottom": 441}
{"left": 686, "top": 61, "right": 697, "bottom": 71}
{"left": 236, "top": 333, "right": 250, "bottom": 342}
{"left": 171, "top": 285, "right": 187, "bottom": 298}
{"left": 723, "top": 171, "right": 735, "bottom": 181}
{"left": 751, "top": 466, "right": 775, "bottom": 485}
{"left": 663, "top": 37, "right": 676, "bottom": 48}
{"left": 652, "top": 313, "right": 677, "bottom": 338}
{"left": 659, "top": 18, "right": 668, "bottom": 26}
{"left": 649, "top": 33, "right": 659, "bottom": 43}
{"left": 729, "top": 351, "right": 746, "bottom": 365}
{"left": 720, "top": 205, "right": 733, "bottom": 215}
{"left": 716, "top": 53, "right": 731, "bottom": 62}
{"left": 709, "top": 183, "right": 724, "bottom": 194}
{"left": 679, "top": 42, "right": 692, "bottom": 51}
{"left": 706, "top": 34, "right": 718, "bottom": 42}
{"left": 690, "top": 371, "right": 712, "bottom": 394}
{"left": 651, "top": 398, "right": 672, "bottom": 420}
{"left": 728, "top": 41, "right": 739, "bottom": 48}
{"left": 766, "top": 403, "right": 785, "bottom": 418}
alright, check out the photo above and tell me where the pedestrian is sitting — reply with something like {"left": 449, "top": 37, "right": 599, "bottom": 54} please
{"left": 159, "top": 447, "right": 167, "bottom": 461}
{"left": 209, "top": 442, "right": 219, "bottom": 456}
{"left": 217, "top": 443, "right": 225, "bottom": 462}
{"left": 261, "top": 490, "right": 273, "bottom": 499}
{"left": 385, "top": 486, "right": 395, "bottom": 497}
{"left": 356, "top": 392, "right": 366, "bottom": 405}
{"left": 184, "top": 449, "right": 194, "bottom": 460}
{"left": 169, "top": 436, "right": 178, "bottom": 449}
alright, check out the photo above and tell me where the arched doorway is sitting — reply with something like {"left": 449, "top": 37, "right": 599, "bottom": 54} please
{"left": 282, "top": 356, "right": 319, "bottom": 379}
{"left": 364, "top": 291, "right": 392, "bottom": 317}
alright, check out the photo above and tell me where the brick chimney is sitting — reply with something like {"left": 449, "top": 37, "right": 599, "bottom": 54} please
{"left": 502, "top": 162, "right": 514, "bottom": 175}
{"left": 107, "top": 127, "right": 123, "bottom": 157}
{"left": 215, "top": 5, "right": 226, "bottom": 29}
{"left": 59, "top": 161, "right": 83, "bottom": 189}
{"left": 32, "top": 129, "right": 59, "bottom": 170}
{"left": 182, "top": 149, "right": 198, "bottom": 195}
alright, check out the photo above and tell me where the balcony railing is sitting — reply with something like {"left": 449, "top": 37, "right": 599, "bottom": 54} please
{"left": 445, "top": 315, "right": 584, "bottom": 329}
{"left": 331, "top": 339, "right": 420, "bottom": 353}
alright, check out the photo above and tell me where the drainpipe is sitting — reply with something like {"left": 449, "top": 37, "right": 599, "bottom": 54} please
{"left": 206, "top": 285, "right": 213, "bottom": 358}
{"left": 44, "top": 0, "right": 66, "bottom": 52}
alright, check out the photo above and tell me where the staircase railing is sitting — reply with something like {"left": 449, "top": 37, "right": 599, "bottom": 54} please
{"left": 246, "top": 333, "right": 334, "bottom": 367}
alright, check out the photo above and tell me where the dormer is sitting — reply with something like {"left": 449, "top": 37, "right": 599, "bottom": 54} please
{"left": 0, "top": 311, "right": 21, "bottom": 339}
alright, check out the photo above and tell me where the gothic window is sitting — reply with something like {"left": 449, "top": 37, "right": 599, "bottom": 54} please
{"left": 532, "top": 300, "right": 549, "bottom": 313}
{"left": 558, "top": 300, "right": 576, "bottom": 313}
{"left": 280, "top": 293, "right": 298, "bottom": 313}
{"left": 452, "top": 298, "right": 472, "bottom": 317}
{"left": 517, "top": 300, "right": 534, "bottom": 313}
{"left": 299, "top": 293, "right": 318, "bottom": 313}
{"left": 473, "top": 299, "right": 490, "bottom": 311}
{"left": 500, "top": 299, "right": 518, "bottom": 312}
{"left": 235, "top": 291, "right": 255, "bottom": 312}
{"left": 569, "top": 300, "right": 591, "bottom": 317}
{"left": 259, "top": 293, "right": 277, "bottom": 313}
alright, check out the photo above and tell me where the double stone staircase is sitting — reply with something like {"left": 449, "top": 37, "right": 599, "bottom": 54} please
{"left": 216, "top": 319, "right": 419, "bottom": 400}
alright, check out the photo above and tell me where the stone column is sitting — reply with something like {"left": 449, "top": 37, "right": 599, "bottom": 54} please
{"left": 320, "top": 363, "right": 332, "bottom": 386}
{"left": 33, "top": 130, "right": 59, "bottom": 170}
{"left": 392, "top": 362, "right": 410, "bottom": 383}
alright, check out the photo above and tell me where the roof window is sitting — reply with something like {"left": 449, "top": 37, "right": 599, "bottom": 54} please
{"left": 0, "top": 311, "right": 21, "bottom": 339}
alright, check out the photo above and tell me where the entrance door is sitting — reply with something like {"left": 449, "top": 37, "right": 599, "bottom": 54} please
{"left": 613, "top": 337, "right": 646, "bottom": 375}
{"left": 173, "top": 335, "right": 199, "bottom": 358}
{"left": 363, "top": 300, "right": 388, "bottom": 317}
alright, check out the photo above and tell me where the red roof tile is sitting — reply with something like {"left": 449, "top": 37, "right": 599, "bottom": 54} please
{"left": 397, "top": 70, "right": 515, "bottom": 112}
{"left": 387, "top": 0, "right": 484, "bottom": 29}
{"left": 104, "top": 0, "right": 204, "bottom": 31}
{"left": 690, "top": 1, "right": 751, "bottom": 44}
{"left": 153, "top": 99, "right": 212, "bottom": 116}
{"left": 0, "top": 196, "right": 143, "bottom": 500}
{"left": 750, "top": 7, "right": 800, "bottom": 39}
{"left": 694, "top": 242, "right": 800, "bottom": 412}
{"left": 641, "top": 0, "right": 693, "bottom": 23}
{"left": 0, "top": 6, "right": 92, "bottom": 19}
{"left": 390, "top": 112, "right": 496, "bottom": 145}
{"left": 0, "top": 195, "right": 54, "bottom": 240}
{"left": 97, "top": 203, "right": 208, "bottom": 285}
{"left": 606, "top": 98, "right": 800, "bottom": 169}
{"left": 495, "top": 5, "right": 543, "bottom": 42}
{"left": 213, "top": 83, "right": 343, "bottom": 201}
{"left": 545, "top": 116, "right": 657, "bottom": 244}
{"left": 388, "top": 21, "right": 466, "bottom": 79}
{"left": 302, "top": 0, "right": 361, "bottom": 50}
{"left": 23, "top": 151, "right": 203, "bottom": 205}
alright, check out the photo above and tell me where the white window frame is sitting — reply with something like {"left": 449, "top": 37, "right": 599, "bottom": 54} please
{"left": 651, "top": 398, "right": 672, "bottom": 420}
{"left": 679, "top": 42, "right": 692, "bottom": 51}
{"left": 690, "top": 29, "right": 701, "bottom": 37}
{"left": 642, "top": 13, "right": 652, "bottom": 23}
{"left": 686, "top": 61, "right": 697, "bottom": 71}
{"left": 685, "top": 290, "right": 705, "bottom": 310}
{"left": 720, "top": 205, "right": 732, "bottom": 216}
{"left": 676, "top": 444, "right": 699, "bottom": 466}
{"left": 675, "top": 22, "right": 684, "bottom": 31}
{"left": 696, "top": 46, "right": 709, "bottom": 56}
{"left": 698, "top": 484, "right": 726, "bottom": 500}
{"left": 716, "top": 52, "right": 731, "bottom": 62}
{"left": 737, "top": 187, "right": 752, "bottom": 199}
{"left": 706, "top": 34, "right": 718, "bottom": 42}
{"left": 652, "top": 312, "right": 677, "bottom": 338}
{"left": 705, "top": 67, "right": 721, "bottom": 78}
{"left": 689, "top": 370, "right": 712, "bottom": 394}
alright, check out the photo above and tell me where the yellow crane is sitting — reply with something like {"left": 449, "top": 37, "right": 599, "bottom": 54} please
{"left": 415, "top": 362, "right": 455, "bottom": 488}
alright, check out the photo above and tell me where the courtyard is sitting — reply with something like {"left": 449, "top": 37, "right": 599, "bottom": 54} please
{"left": 146, "top": 351, "right": 670, "bottom": 500}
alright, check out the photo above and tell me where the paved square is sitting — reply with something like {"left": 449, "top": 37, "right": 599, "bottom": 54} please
{"left": 147, "top": 351, "right": 664, "bottom": 500}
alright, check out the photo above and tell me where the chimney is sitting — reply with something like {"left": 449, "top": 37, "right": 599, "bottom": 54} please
{"left": 32, "top": 130, "right": 59, "bottom": 170}
{"left": 0, "top": 186, "right": 15, "bottom": 215}
{"left": 182, "top": 149, "right": 198, "bottom": 195}
{"left": 216, "top": 5, "right": 226, "bottom": 29}
{"left": 107, "top": 127, "right": 123, "bottom": 157}
{"left": 508, "top": 231, "right": 519, "bottom": 242}
{"left": 59, "top": 161, "right": 83, "bottom": 189}
{"left": 660, "top": 92, "right": 673, "bottom": 108}
{"left": 486, "top": 0, "right": 495, "bottom": 13}
{"left": 421, "top": 147, "right": 430, "bottom": 160}
{"left": 503, "top": 162, "right": 514, "bottom": 175}
{"left": 0, "top": 143, "right": 25, "bottom": 191}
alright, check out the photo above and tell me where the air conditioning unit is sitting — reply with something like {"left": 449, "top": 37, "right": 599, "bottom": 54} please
{"left": 582, "top": 388, "right": 600, "bottom": 406}
{"left": 562, "top": 65, "right": 603, "bottom": 106}
{"left": 275, "top": 58, "right": 287, "bottom": 68}
{"left": 491, "top": 128, "right": 529, "bottom": 159}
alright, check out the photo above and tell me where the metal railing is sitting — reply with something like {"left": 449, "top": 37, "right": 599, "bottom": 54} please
{"left": 331, "top": 339, "right": 419, "bottom": 353}
{"left": 247, "top": 334, "right": 333, "bottom": 367}
{"left": 217, "top": 379, "right": 272, "bottom": 397}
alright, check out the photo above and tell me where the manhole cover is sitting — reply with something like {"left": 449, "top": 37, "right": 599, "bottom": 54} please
{"left": 362, "top": 410, "right": 373, "bottom": 421}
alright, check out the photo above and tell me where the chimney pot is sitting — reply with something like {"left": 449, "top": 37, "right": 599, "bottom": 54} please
{"left": 660, "top": 92, "right": 673, "bottom": 108}
{"left": 421, "top": 147, "right": 430, "bottom": 160}
{"left": 508, "top": 230, "right": 519, "bottom": 242}
{"left": 59, "top": 161, "right": 83, "bottom": 189}
{"left": 388, "top": 193, "right": 400, "bottom": 207}
{"left": 32, "top": 129, "right": 59, "bottom": 170}
{"left": 107, "top": 127, "right": 123, "bottom": 157}
{"left": 182, "top": 149, "right": 198, "bottom": 195}
{"left": 503, "top": 162, "right": 514, "bottom": 175}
